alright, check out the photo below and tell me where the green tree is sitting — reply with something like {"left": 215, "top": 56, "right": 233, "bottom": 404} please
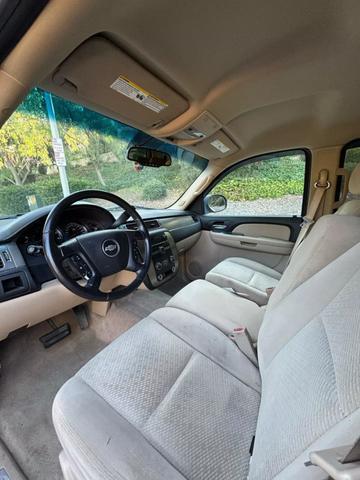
{"left": 63, "top": 125, "right": 114, "bottom": 186}
{"left": 0, "top": 111, "right": 51, "bottom": 185}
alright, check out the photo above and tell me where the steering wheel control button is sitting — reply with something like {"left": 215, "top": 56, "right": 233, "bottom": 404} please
{"left": 71, "top": 255, "right": 92, "bottom": 279}
{"left": 102, "top": 239, "right": 120, "bottom": 257}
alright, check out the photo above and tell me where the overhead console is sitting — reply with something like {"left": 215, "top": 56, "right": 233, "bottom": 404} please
{"left": 49, "top": 36, "right": 189, "bottom": 130}
{"left": 165, "top": 112, "right": 239, "bottom": 160}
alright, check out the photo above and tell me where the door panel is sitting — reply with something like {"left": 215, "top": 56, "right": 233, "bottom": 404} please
{"left": 184, "top": 229, "right": 291, "bottom": 280}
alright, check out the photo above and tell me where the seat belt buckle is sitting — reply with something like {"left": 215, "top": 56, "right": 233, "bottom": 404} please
{"left": 266, "top": 287, "right": 275, "bottom": 298}
{"left": 306, "top": 446, "right": 360, "bottom": 480}
{"left": 227, "top": 288, "right": 250, "bottom": 299}
{"left": 229, "top": 327, "right": 258, "bottom": 367}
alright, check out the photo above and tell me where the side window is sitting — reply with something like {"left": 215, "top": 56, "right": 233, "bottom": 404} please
{"left": 205, "top": 150, "right": 307, "bottom": 217}
{"left": 343, "top": 145, "right": 360, "bottom": 174}
{"left": 336, "top": 142, "right": 360, "bottom": 203}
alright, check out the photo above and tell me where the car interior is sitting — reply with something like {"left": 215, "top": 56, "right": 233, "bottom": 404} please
{"left": 1, "top": 1, "right": 360, "bottom": 479}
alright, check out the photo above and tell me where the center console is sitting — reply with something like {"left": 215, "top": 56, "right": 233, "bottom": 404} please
{"left": 145, "top": 228, "right": 179, "bottom": 289}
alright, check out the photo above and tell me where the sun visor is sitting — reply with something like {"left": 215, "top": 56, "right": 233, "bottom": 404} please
{"left": 51, "top": 37, "right": 189, "bottom": 129}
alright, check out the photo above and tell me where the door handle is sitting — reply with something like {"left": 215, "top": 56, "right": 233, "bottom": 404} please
{"left": 212, "top": 223, "right": 227, "bottom": 231}
{"left": 240, "top": 240, "right": 257, "bottom": 247}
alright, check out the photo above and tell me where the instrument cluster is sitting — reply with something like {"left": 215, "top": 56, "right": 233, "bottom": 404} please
{"left": 17, "top": 206, "right": 115, "bottom": 257}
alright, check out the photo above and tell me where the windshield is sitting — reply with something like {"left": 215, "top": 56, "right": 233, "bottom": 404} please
{"left": 0, "top": 88, "right": 208, "bottom": 217}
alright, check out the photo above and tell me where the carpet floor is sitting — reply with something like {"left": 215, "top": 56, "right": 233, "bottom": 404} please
{"left": 0, "top": 289, "right": 169, "bottom": 480}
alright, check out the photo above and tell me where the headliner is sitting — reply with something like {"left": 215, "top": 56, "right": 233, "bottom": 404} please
{"left": 0, "top": 0, "right": 360, "bottom": 165}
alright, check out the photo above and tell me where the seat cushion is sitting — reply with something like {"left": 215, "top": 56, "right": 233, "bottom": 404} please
{"left": 167, "top": 279, "right": 265, "bottom": 340}
{"left": 53, "top": 307, "right": 261, "bottom": 480}
{"left": 205, "top": 257, "right": 281, "bottom": 305}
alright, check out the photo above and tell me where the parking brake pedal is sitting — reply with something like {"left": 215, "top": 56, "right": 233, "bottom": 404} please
{"left": 39, "top": 323, "right": 71, "bottom": 348}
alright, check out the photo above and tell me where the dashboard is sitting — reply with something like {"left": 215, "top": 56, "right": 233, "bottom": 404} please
{"left": 0, "top": 203, "right": 201, "bottom": 304}
{"left": 0, "top": 202, "right": 201, "bottom": 341}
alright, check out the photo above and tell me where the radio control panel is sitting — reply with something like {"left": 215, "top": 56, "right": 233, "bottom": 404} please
{"left": 146, "top": 229, "right": 178, "bottom": 289}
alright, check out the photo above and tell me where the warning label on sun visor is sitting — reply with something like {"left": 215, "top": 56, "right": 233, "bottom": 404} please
{"left": 110, "top": 76, "right": 168, "bottom": 113}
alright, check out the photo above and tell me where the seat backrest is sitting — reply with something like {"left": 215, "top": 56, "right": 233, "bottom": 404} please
{"left": 249, "top": 242, "right": 360, "bottom": 479}
{"left": 336, "top": 163, "right": 360, "bottom": 216}
{"left": 267, "top": 165, "right": 360, "bottom": 310}
{"left": 268, "top": 214, "right": 360, "bottom": 310}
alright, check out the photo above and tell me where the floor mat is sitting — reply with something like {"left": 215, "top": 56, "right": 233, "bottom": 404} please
{"left": 0, "top": 289, "right": 169, "bottom": 480}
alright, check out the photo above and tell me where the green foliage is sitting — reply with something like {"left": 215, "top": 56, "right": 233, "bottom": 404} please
{"left": 344, "top": 147, "right": 360, "bottom": 173}
{"left": 213, "top": 178, "right": 304, "bottom": 201}
{"left": 0, "top": 176, "right": 94, "bottom": 215}
{"left": 0, "top": 111, "right": 52, "bottom": 185}
{"left": 142, "top": 179, "right": 167, "bottom": 200}
{"left": 212, "top": 155, "right": 305, "bottom": 201}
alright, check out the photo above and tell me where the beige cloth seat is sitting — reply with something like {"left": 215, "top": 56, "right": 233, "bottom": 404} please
{"left": 53, "top": 242, "right": 360, "bottom": 479}
{"left": 167, "top": 277, "right": 265, "bottom": 338}
{"left": 53, "top": 307, "right": 261, "bottom": 480}
{"left": 171, "top": 214, "right": 360, "bottom": 336}
{"left": 205, "top": 164, "right": 360, "bottom": 306}
{"left": 205, "top": 257, "right": 281, "bottom": 306}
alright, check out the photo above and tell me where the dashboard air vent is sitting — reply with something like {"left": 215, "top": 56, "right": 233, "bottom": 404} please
{"left": 146, "top": 220, "right": 160, "bottom": 229}
{"left": 125, "top": 219, "right": 160, "bottom": 230}
{"left": 0, "top": 255, "right": 4, "bottom": 269}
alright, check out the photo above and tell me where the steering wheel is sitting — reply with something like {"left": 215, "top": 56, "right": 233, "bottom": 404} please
{"left": 43, "top": 190, "right": 151, "bottom": 301}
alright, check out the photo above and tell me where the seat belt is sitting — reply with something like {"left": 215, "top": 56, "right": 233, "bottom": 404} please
{"left": 306, "top": 438, "right": 360, "bottom": 479}
{"left": 229, "top": 327, "right": 258, "bottom": 367}
{"left": 288, "top": 169, "right": 330, "bottom": 263}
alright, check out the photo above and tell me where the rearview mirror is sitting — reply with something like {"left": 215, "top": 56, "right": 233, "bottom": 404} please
{"left": 205, "top": 194, "right": 227, "bottom": 213}
{"left": 127, "top": 146, "right": 172, "bottom": 168}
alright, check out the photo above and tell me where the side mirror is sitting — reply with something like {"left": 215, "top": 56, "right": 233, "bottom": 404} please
{"left": 127, "top": 146, "right": 172, "bottom": 168}
{"left": 204, "top": 194, "right": 227, "bottom": 213}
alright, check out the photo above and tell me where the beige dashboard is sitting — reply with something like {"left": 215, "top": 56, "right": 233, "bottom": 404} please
{"left": 0, "top": 271, "right": 138, "bottom": 341}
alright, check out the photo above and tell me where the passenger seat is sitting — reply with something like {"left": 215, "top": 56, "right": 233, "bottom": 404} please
{"left": 205, "top": 256, "right": 281, "bottom": 306}
{"left": 205, "top": 163, "right": 360, "bottom": 305}
{"left": 169, "top": 214, "right": 360, "bottom": 337}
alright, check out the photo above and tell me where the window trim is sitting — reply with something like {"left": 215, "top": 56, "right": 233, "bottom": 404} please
{"left": 191, "top": 148, "right": 312, "bottom": 217}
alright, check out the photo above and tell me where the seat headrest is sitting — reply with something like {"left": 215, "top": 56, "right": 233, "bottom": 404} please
{"left": 349, "top": 163, "right": 360, "bottom": 195}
